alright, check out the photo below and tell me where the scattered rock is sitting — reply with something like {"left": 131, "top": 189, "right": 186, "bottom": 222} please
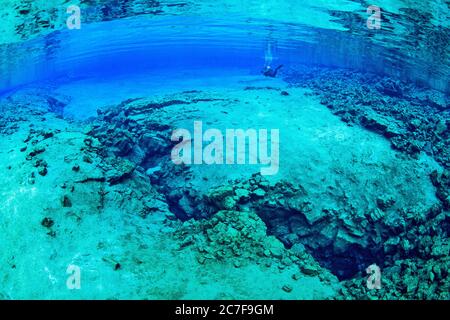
{"left": 83, "top": 155, "right": 93, "bottom": 164}
{"left": 282, "top": 285, "right": 293, "bottom": 293}
{"left": 38, "top": 166, "right": 48, "bottom": 176}
{"left": 300, "top": 264, "right": 321, "bottom": 276}
{"left": 61, "top": 195, "right": 72, "bottom": 208}
{"left": 27, "top": 146, "right": 45, "bottom": 159}
{"left": 252, "top": 188, "right": 266, "bottom": 198}
{"left": 376, "top": 195, "right": 396, "bottom": 211}
{"left": 234, "top": 188, "right": 251, "bottom": 202}
{"left": 41, "top": 217, "right": 54, "bottom": 228}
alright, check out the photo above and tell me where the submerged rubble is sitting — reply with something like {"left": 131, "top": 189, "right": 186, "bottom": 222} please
{"left": 201, "top": 173, "right": 448, "bottom": 283}
{"left": 1, "top": 87, "right": 341, "bottom": 299}
{"left": 80, "top": 80, "right": 448, "bottom": 299}
{"left": 0, "top": 67, "right": 448, "bottom": 299}
{"left": 283, "top": 66, "right": 449, "bottom": 164}
{"left": 282, "top": 65, "right": 449, "bottom": 298}
{"left": 173, "top": 209, "right": 337, "bottom": 284}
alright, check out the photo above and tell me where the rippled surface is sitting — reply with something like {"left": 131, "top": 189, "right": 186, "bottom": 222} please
{"left": 0, "top": 1, "right": 448, "bottom": 93}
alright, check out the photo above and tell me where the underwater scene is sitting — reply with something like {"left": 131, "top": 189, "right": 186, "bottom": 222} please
{"left": 0, "top": 0, "right": 448, "bottom": 301}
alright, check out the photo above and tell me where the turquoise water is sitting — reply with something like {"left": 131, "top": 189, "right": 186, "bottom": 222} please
{"left": 0, "top": 1, "right": 448, "bottom": 300}
{"left": 1, "top": 3, "right": 448, "bottom": 94}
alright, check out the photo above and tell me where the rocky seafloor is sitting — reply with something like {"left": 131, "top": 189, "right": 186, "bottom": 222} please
{"left": 283, "top": 67, "right": 449, "bottom": 299}
{"left": 0, "top": 67, "right": 448, "bottom": 299}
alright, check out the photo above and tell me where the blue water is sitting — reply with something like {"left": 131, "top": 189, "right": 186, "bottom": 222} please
{"left": 2, "top": 12, "right": 447, "bottom": 95}
{"left": 1, "top": 17, "right": 270, "bottom": 92}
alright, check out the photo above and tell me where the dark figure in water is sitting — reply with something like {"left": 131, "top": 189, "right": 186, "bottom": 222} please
{"left": 263, "top": 65, "right": 283, "bottom": 78}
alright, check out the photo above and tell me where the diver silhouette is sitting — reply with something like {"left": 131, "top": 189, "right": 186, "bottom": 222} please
{"left": 263, "top": 65, "right": 283, "bottom": 78}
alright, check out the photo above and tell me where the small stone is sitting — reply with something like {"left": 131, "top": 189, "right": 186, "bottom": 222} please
{"left": 301, "top": 264, "right": 321, "bottom": 276}
{"left": 47, "top": 230, "right": 57, "bottom": 238}
{"left": 38, "top": 166, "right": 48, "bottom": 176}
{"left": 72, "top": 165, "right": 80, "bottom": 172}
{"left": 222, "top": 196, "right": 236, "bottom": 210}
{"left": 41, "top": 217, "right": 54, "bottom": 228}
{"left": 253, "top": 188, "right": 266, "bottom": 198}
{"left": 259, "top": 181, "right": 270, "bottom": 190}
{"left": 84, "top": 138, "right": 93, "bottom": 146}
{"left": 267, "top": 237, "right": 284, "bottom": 258}
{"left": 281, "top": 91, "right": 290, "bottom": 96}
{"left": 28, "top": 146, "right": 45, "bottom": 158}
{"left": 234, "top": 188, "right": 251, "bottom": 202}
{"left": 282, "top": 285, "right": 293, "bottom": 293}
{"left": 270, "top": 247, "right": 283, "bottom": 259}
{"left": 62, "top": 195, "right": 72, "bottom": 207}
{"left": 83, "top": 155, "right": 93, "bottom": 164}
{"left": 197, "top": 255, "right": 206, "bottom": 265}
{"left": 281, "top": 257, "right": 293, "bottom": 266}
{"left": 233, "top": 260, "right": 241, "bottom": 268}
{"left": 292, "top": 273, "right": 301, "bottom": 280}
{"left": 376, "top": 195, "right": 395, "bottom": 211}
{"left": 42, "top": 131, "right": 54, "bottom": 139}
{"left": 368, "top": 208, "right": 384, "bottom": 222}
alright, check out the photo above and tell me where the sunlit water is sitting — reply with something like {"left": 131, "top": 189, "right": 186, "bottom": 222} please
{"left": 1, "top": 1, "right": 448, "bottom": 96}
